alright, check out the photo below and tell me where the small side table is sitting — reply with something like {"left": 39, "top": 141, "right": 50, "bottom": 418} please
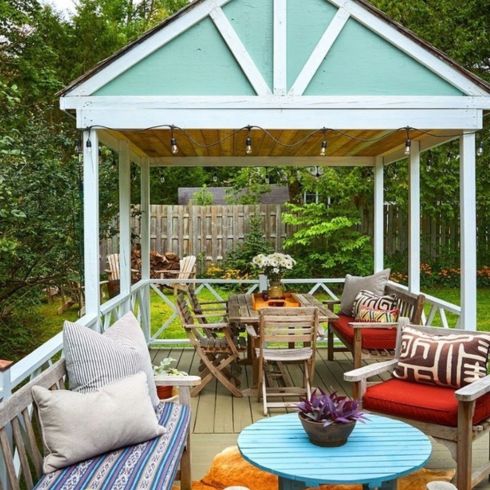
{"left": 238, "top": 413, "right": 431, "bottom": 490}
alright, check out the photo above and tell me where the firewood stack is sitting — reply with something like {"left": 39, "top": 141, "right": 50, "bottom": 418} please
{"left": 129, "top": 248, "right": 181, "bottom": 281}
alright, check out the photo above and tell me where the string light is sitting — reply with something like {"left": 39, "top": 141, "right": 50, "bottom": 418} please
{"left": 477, "top": 142, "right": 484, "bottom": 157}
{"left": 404, "top": 127, "right": 411, "bottom": 155}
{"left": 170, "top": 126, "right": 179, "bottom": 154}
{"left": 320, "top": 128, "right": 328, "bottom": 156}
{"left": 245, "top": 126, "right": 253, "bottom": 155}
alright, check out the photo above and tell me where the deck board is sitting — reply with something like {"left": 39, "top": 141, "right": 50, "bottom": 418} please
{"left": 151, "top": 348, "right": 490, "bottom": 488}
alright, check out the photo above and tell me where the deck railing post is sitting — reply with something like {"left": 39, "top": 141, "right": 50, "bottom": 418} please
{"left": 408, "top": 140, "right": 421, "bottom": 293}
{"left": 119, "top": 141, "right": 131, "bottom": 314}
{"left": 373, "top": 156, "right": 384, "bottom": 272}
{"left": 140, "top": 159, "right": 151, "bottom": 341}
{"left": 0, "top": 360, "right": 13, "bottom": 489}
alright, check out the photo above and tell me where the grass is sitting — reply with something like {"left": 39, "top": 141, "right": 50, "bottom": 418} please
{"left": 12, "top": 286, "right": 490, "bottom": 359}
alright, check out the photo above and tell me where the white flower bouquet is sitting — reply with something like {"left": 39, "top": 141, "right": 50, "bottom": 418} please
{"left": 252, "top": 252, "right": 296, "bottom": 281}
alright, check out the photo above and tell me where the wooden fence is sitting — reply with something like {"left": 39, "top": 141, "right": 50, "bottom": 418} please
{"left": 100, "top": 204, "right": 489, "bottom": 269}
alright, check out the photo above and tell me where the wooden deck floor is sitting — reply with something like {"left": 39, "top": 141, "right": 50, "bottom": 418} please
{"left": 151, "top": 348, "right": 490, "bottom": 488}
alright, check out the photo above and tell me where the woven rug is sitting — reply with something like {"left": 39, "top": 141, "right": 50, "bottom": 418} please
{"left": 173, "top": 446, "right": 455, "bottom": 490}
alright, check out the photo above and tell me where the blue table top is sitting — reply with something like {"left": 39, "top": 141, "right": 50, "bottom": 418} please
{"left": 237, "top": 413, "right": 432, "bottom": 488}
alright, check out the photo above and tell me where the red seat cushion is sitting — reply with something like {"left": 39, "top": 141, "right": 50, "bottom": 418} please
{"left": 363, "top": 378, "right": 490, "bottom": 427}
{"left": 331, "top": 314, "right": 397, "bottom": 350}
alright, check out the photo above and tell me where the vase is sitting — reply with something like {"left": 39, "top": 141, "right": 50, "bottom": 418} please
{"left": 267, "top": 278, "right": 284, "bottom": 299}
{"left": 299, "top": 415, "right": 356, "bottom": 447}
{"left": 157, "top": 385, "right": 174, "bottom": 399}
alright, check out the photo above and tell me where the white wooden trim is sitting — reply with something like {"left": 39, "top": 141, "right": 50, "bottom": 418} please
{"left": 373, "top": 156, "right": 384, "bottom": 272}
{"left": 78, "top": 107, "right": 481, "bottom": 130}
{"left": 327, "top": 0, "right": 488, "bottom": 95}
{"left": 61, "top": 95, "right": 490, "bottom": 110}
{"left": 149, "top": 156, "right": 374, "bottom": 166}
{"left": 83, "top": 130, "right": 100, "bottom": 330}
{"left": 118, "top": 141, "right": 131, "bottom": 313}
{"left": 289, "top": 8, "right": 350, "bottom": 96}
{"left": 140, "top": 160, "right": 151, "bottom": 341}
{"left": 273, "top": 0, "right": 287, "bottom": 95}
{"left": 408, "top": 140, "right": 421, "bottom": 293}
{"left": 460, "top": 133, "right": 477, "bottom": 330}
{"left": 64, "top": 0, "right": 233, "bottom": 96}
{"left": 209, "top": 7, "right": 271, "bottom": 96}
{"left": 98, "top": 130, "right": 147, "bottom": 163}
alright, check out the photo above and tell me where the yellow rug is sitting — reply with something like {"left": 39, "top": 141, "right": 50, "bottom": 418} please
{"left": 173, "top": 446, "right": 455, "bottom": 490}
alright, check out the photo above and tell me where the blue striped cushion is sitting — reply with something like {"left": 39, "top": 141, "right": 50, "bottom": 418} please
{"left": 35, "top": 402, "right": 190, "bottom": 490}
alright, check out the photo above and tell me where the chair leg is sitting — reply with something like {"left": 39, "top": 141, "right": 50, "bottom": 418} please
{"left": 262, "top": 376, "right": 268, "bottom": 416}
{"left": 353, "top": 328, "right": 362, "bottom": 369}
{"left": 456, "top": 401, "right": 475, "bottom": 490}
{"left": 180, "top": 432, "right": 192, "bottom": 490}
{"left": 327, "top": 326, "right": 334, "bottom": 361}
{"left": 304, "top": 361, "right": 311, "bottom": 399}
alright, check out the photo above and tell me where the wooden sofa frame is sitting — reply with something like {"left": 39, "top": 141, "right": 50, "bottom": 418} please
{"left": 326, "top": 282, "right": 425, "bottom": 368}
{"left": 344, "top": 318, "right": 490, "bottom": 490}
{"left": 0, "top": 359, "right": 199, "bottom": 490}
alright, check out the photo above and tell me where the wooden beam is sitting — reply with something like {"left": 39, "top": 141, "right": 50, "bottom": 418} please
{"left": 373, "top": 156, "right": 384, "bottom": 272}
{"left": 289, "top": 8, "right": 350, "bottom": 96}
{"left": 83, "top": 129, "right": 100, "bottom": 330}
{"left": 209, "top": 7, "right": 271, "bottom": 96}
{"left": 273, "top": 0, "right": 287, "bottom": 95}
{"left": 408, "top": 140, "right": 421, "bottom": 293}
{"left": 149, "top": 155, "right": 375, "bottom": 166}
{"left": 460, "top": 132, "right": 477, "bottom": 330}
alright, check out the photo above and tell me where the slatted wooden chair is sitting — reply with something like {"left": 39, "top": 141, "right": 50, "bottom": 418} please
{"left": 157, "top": 255, "right": 196, "bottom": 294}
{"left": 104, "top": 253, "right": 139, "bottom": 298}
{"left": 344, "top": 318, "right": 490, "bottom": 490}
{"left": 187, "top": 287, "right": 228, "bottom": 317}
{"left": 327, "top": 282, "right": 425, "bottom": 368}
{"left": 253, "top": 307, "right": 319, "bottom": 415}
{"left": 176, "top": 292, "right": 242, "bottom": 397}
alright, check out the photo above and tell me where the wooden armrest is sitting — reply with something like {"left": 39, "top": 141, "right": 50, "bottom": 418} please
{"left": 455, "top": 374, "right": 490, "bottom": 402}
{"left": 349, "top": 322, "right": 398, "bottom": 329}
{"left": 154, "top": 375, "right": 201, "bottom": 387}
{"left": 245, "top": 324, "right": 258, "bottom": 338}
{"left": 344, "top": 359, "right": 398, "bottom": 382}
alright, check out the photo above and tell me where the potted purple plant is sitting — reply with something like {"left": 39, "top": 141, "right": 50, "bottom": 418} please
{"left": 296, "top": 389, "right": 367, "bottom": 447}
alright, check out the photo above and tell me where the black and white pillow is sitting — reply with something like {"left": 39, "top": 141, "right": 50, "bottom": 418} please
{"left": 352, "top": 289, "right": 398, "bottom": 318}
{"left": 63, "top": 312, "right": 159, "bottom": 407}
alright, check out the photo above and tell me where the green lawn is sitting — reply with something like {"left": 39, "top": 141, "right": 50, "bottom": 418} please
{"left": 27, "top": 286, "right": 490, "bottom": 352}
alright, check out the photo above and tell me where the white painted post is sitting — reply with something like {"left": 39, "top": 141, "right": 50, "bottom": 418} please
{"left": 140, "top": 159, "right": 151, "bottom": 341}
{"left": 373, "top": 156, "right": 384, "bottom": 272}
{"left": 83, "top": 129, "right": 101, "bottom": 330}
{"left": 0, "top": 363, "right": 11, "bottom": 488}
{"left": 273, "top": 0, "right": 287, "bottom": 96}
{"left": 460, "top": 133, "right": 477, "bottom": 330}
{"left": 408, "top": 140, "right": 421, "bottom": 293}
{"left": 119, "top": 141, "right": 131, "bottom": 313}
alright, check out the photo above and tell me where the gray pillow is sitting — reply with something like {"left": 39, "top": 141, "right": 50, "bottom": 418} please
{"left": 63, "top": 311, "right": 159, "bottom": 407}
{"left": 340, "top": 269, "right": 391, "bottom": 316}
{"left": 33, "top": 372, "right": 164, "bottom": 473}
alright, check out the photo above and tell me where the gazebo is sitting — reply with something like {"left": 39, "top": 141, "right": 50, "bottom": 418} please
{"left": 58, "top": 0, "right": 490, "bottom": 339}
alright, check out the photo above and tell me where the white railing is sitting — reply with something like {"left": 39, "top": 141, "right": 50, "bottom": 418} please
{"left": 0, "top": 277, "right": 462, "bottom": 402}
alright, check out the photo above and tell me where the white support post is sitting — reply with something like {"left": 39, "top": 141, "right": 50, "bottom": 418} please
{"left": 408, "top": 140, "right": 421, "bottom": 293}
{"left": 460, "top": 133, "right": 477, "bottom": 330}
{"left": 373, "top": 156, "right": 384, "bottom": 272}
{"left": 119, "top": 141, "right": 131, "bottom": 313}
{"left": 273, "top": 0, "right": 287, "bottom": 95}
{"left": 140, "top": 159, "right": 151, "bottom": 341}
{"left": 83, "top": 129, "right": 101, "bottom": 330}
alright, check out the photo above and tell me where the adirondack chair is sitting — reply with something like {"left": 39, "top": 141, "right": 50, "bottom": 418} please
{"left": 176, "top": 292, "right": 242, "bottom": 397}
{"left": 104, "top": 253, "right": 139, "bottom": 298}
{"left": 0, "top": 359, "right": 199, "bottom": 490}
{"left": 344, "top": 318, "right": 490, "bottom": 490}
{"left": 326, "top": 282, "right": 425, "bottom": 368}
{"left": 156, "top": 255, "right": 196, "bottom": 294}
{"left": 250, "top": 307, "right": 319, "bottom": 415}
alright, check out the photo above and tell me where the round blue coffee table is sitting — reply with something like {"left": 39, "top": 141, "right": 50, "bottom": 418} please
{"left": 237, "top": 413, "right": 431, "bottom": 490}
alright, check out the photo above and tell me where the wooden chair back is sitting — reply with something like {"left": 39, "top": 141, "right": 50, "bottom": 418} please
{"left": 385, "top": 283, "right": 425, "bottom": 324}
{"left": 176, "top": 292, "right": 195, "bottom": 329}
{"left": 187, "top": 288, "right": 202, "bottom": 315}
{"left": 0, "top": 360, "right": 66, "bottom": 490}
{"left": 258, "top": 307, "right": 319, "bottom": 348}
{"left": 106, "top": 253, "right": 120, "bottom": 281}
{"left": 178, "top": 256, "right": 196, "bottom": 281}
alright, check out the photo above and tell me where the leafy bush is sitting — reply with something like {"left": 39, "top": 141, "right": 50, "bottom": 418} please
{"left": 191, "top": 184, "right": 214, "bottom": 205}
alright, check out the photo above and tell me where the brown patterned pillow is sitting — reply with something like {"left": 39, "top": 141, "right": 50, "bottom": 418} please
{"left": 352, "top": 289, "right": 398, "bottom": 318}
{"left": 393, "top": 327, "right": 490, "bottom": 388}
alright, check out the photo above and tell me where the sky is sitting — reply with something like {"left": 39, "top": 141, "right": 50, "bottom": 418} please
{"left": 43, "top": 0, "right": 76, "bottom": 16}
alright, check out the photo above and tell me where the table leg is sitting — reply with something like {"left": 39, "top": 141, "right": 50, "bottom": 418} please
{"left": 278, "top": 477, "right": 307, "bottom": 490}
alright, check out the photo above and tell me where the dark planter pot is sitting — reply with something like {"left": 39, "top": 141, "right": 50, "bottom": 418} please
{"left": 157, "top": 385, "right": 174, "bottom": 399}
{"left": 299, "top": 415, "right": 356, "bottom": 447}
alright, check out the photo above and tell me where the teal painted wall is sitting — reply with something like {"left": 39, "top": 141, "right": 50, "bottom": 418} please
{"left": 224, "top": 0, "right": 273, "bottom": 90}
{"left": 305, "top": 17, "right": 462, "bottom": 95}
{"left": 287, "top": 0, "right": 337, "bottom": 90}
{"left": 95, "top": 17, "right": 255, "bottom": 96}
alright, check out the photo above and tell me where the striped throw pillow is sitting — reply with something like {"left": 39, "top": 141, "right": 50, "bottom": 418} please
{"left": 393, "top": 326, "right": 490, "bottom": 388}
{"left": 352, "top": 289, "right": 398, "bottom": 318}
{"left": 356, "top": 305, "right": 399, "bottom": 323}
{"left": 63, "top": 312, "right": 159, "bottom": 407}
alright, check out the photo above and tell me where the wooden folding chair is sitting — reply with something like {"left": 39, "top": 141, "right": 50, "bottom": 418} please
{"left": 157, "top": 255, "right": 196, "bottom": 294}
{"left": 255, "top": 307, "right": 319, "bottom": 415}
{"left": 176, "top": 293, "right": 242, "bottom": 397}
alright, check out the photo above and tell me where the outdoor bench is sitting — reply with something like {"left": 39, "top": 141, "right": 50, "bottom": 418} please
{"left": 0, "top": 359, "right": 198, "bottom": 490}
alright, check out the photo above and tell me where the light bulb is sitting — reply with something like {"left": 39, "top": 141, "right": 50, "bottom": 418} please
{"left": 320, "top": 140, "right": 328, "bottom": 157}
{"left": 477, "top": 144, "right": 483, "bottom": 157}
{"left": 404, "top": 138, "right": 412, "bottom": 155}
{"left": 170, "top": 137, "right": 179, "bottom": 155}
{"left": 245, "top": 136, "right": 253, "bottom": 155}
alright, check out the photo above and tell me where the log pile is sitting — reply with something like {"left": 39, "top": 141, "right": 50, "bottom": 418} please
{"left": 130, "top": 248, "right": 180, "bottom": 280}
